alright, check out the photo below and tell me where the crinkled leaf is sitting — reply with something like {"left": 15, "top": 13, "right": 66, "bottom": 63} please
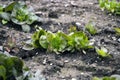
{"left": 50, "top": 34, "right": 63, "bottom": 52}
{"left": 11, "top": 2, "right": 28, "bottom": 24}
{"left": 39, "top": 35, "right": 48, "bottom": 49}
{"left": 68, "top": 31, "right": 91, "bottom": 49}
{"left": 11, "top": 7, "right": 28, "bottom": 25}
{"left": 32, "top": 28, "right": 46, "bottom": 40}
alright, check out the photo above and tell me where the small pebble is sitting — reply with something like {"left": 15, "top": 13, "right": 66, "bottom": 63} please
{"left": 50, "top": 63, "right": 53, "bottom": 66}
{"left": 81, "top": 72, "right": 84, "bottom": 75}
{"left": 71, "top": 78, "right": 77, "bottom": 80}
{"left": 75, "top": 22, "right": 81, "bottom": 27}
{"left": 64, "top": 60, "right": 69, "bottom": 63}
{"left": 43, "top": 58, "right": 47, "bottom": 64}
{"left": 118, "top": 38, "right": 120, "bottom": 42}
{"left": 0, "top": 46, "right": 3, "bottom": 51}
{"left": 112, "top": 37, "right": 116, "bottom": 41}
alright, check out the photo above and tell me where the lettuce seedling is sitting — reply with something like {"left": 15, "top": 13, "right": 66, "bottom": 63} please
{"left": 0, "top": 52, "right": 46, "bottom": 80}
{"left": 114, "top": 28, "right": 120, "bottom": 36}
{"left": 85, "top": 22, "right": 97, "bottom": 35}
{"left": 99, "top": 0, "right": 108, "bottom": 11}
{"left": 68, "top": 25, "right": 77, "bottom": 32}
{"left": 0, "top": 2, "right": 40, "bottom": 32}
{"left": 99, "top": 0, "right": 120, "bottom": 14}
{"left": 95, "top": 47, "right": 111, "bottom": 58}
{"left": 11, "top": 2, "right": 38, "bottom": 25}
{"left": 0, "top": 53, "right": 24, "bottom": 80}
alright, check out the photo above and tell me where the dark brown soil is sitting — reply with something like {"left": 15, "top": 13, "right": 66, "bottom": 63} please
{"left": 0, "top": 0, "right": 120, "bottom": 80}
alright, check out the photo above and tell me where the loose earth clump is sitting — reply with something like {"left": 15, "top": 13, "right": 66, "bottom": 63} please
{"left": 0, "top": 0, "right": 120, "bottom": 80}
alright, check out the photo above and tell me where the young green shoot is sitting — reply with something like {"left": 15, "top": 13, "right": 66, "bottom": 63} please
{"left": 85, "top": 22, "right": 97, "bottom": 35}
{"left": 95, "top": 47, "right": 111, "bottom": 58}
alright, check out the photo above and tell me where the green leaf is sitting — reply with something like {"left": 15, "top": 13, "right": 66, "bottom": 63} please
{"left": 114, "top": 28, "right": 120, "bottom": 35}
{"left": 26, "top": 13, "right": 38, "bottom": 24}
{"left": 4, "top": 57, "right": 14, "bottom": 77}
{"left": 32, "top": 40, "right": 41, "bottom": 48}
{"left": 32, "top": 28, "right": 46, "bottom": 40}
{"left": 95, "top": 47, "right": 111, "bottom": 58}
{"left": 51, "top": 34, "right": 63, "bottom": 52}
{"left": 99, "top": 0, "right": 106, "bottom": 9}
{"left": 39, "top": 35, "right": 48, "bottom": 49}
{"left": 68, "top": 31, "right": 91, "bottom": 50}
{"left": 0, "top": 12, "right": 10, "bottom": 21}
{"left": 85, "top": 22, "right": 97, "bottom": 35}
{"left": 111, "top": 75, "right": 120, "bottom": 80}
{"left": 0, "top": 66, "right": 6, "bottom": 80}
{"left": 68, "top": 25, "right": 77, "bottom": 32}
{"left": 10, "top": 57, "right": 24, "bottom": 76}
{"left": 11, "top": 2, "right": 28, "bottom": 24}
{"left": 2, "top": 19, "right": 8, "bottom": 24}
{"left": 102, "top": 76, "right": 116, "bottom": 80}
{"left": 4, "top": 2, "right": 17, "bottom": 12}
{"left": 92, "top": 76, "right": 116, "bottom": 80}
{"left": 99, "top": 0, "right": 120, "bottom": 15}
{"left": 0, "top": 52, "right": 43, "bottom": 80}
{"left": 0, "top": 5, "right": 3, "bottom": 13}
{"left": 21, "top": 24, "right": 31, "bottom": 32}
{"left": 11, "top": 7, "right": 28, "bottom": 25}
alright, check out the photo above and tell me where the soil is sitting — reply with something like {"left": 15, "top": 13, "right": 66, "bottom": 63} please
{"left": 0, "top": 0, "right": 120, "bottom": 80}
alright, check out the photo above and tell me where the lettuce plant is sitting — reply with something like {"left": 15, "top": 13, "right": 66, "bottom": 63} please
{"left": 32, "top": 27, "right": 93, "bottom": 54}
{"left": 99, "top": 0, "right": 120, "bottom": 14}
{"left": 0, "top": 52, "right": 46, "bottom": 80}
{"left": 95, "top": 47, "right": 111, "bottom": 58}
{"left": 0, "top": 53, "right": 24, "bottom": 80}
{"left": 85, "top": 22, "right": 97, "bottom": 35}
{"left": 114, "top": 28, "right": 120, "bottom": 36}
{"left": 11, "top": 2, "right": 38, "bottom": 25}
{"left": 0, "top": 2, "right": 40, "bottom": 32}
